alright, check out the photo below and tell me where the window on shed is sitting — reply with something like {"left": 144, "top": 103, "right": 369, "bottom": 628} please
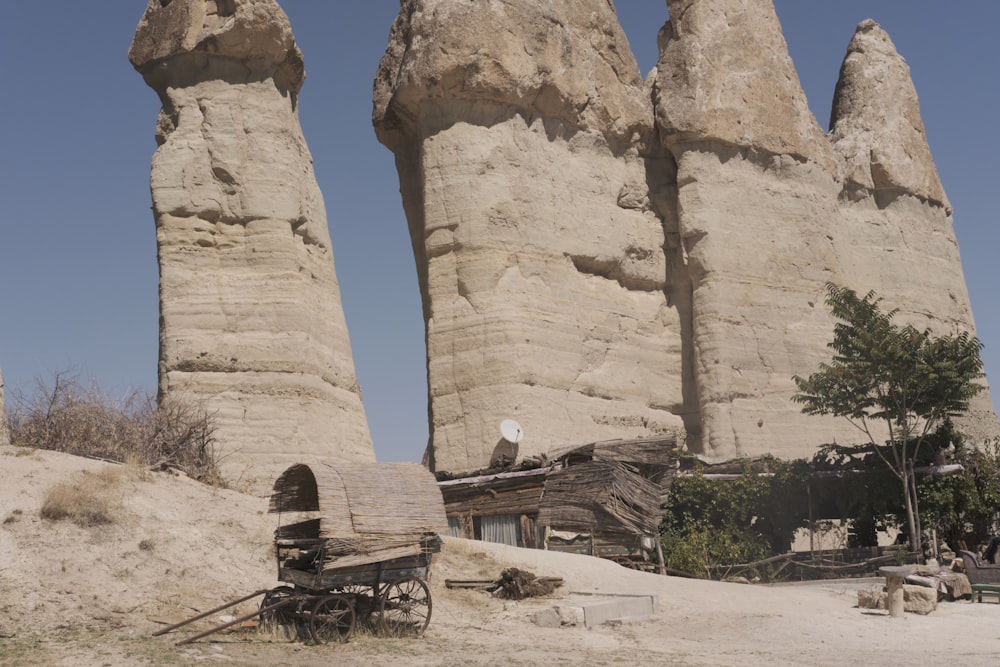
{"left": 477, "top": 514, "right": 522, "bottom": 547}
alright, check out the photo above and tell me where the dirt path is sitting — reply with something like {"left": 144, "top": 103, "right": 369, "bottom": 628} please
{"left": 3, "top": 446, "right": 999, "bottom": 666}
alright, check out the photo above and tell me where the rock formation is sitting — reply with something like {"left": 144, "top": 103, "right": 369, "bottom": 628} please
{"left": 374, "top": 0, "right": 694, "bottom": 472}
{"left": 130, "top": 0, "right": 374, "bottom": 480}
{"left": 0, "top": 368, "right": 9, "bottom": 447}
{"left": 376, "top": 0, "right": 997, "bottom": 471}
{"left": 825, "top": 19, "right": 997, "bottom": 443}
{"left": 654, "top": 0, "right": 848, "bottom": 459}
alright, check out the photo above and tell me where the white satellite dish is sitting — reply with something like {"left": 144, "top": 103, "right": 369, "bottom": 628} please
{"left": 499, "top": 419, "right": 524, "bottom": 444}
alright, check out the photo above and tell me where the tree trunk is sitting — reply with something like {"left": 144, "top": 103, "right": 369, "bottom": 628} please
{"left": 908, "top": 466, "right": 923, "bottom": 557}
{"left": 902, "top": 473, "right": 918, "bottom": 552}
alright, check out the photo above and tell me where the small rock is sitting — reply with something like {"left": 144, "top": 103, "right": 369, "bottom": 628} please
{"left": 531, "top": 608, "right": 562, "bottom": 628}
{"left": 903, "top": 584, "right": 937, "bottom": 615}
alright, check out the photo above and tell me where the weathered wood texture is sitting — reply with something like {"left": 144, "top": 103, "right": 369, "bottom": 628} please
{"left": 537, "top": 460, "right": 661, "bottom": 537}
{"left": 270, "top": 462, "right": 447, "bottom": 569}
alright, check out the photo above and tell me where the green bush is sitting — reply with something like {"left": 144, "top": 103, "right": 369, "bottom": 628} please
{"left": 918, "top": 436, "right": 1000, "bottom": 549}
{"left": 660, "top": 458, "right": 810, "bottom": 578}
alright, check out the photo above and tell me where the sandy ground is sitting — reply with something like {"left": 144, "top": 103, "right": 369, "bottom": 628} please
{"left": 2, "top": 445, "right": 1000, "bottom": 666}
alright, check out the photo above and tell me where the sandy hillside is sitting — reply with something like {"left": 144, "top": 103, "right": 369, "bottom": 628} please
{"left": 2, "top": 445, "right": 999, "bottom": 666}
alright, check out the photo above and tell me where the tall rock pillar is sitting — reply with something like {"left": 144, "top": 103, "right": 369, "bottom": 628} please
{"left": 654, "top": 2, "right": 997, "bottom": 458}
{"left": 654, "top": 0, "right": 863, "bottom": 458}
{"left": 375, "top": 0, "right": 692, "bottom": 472}
{"left": 829, "top": 20, "right": 998, "bottom": 440}
{"left": 130, "top": 0, "right": 374, "bottom": 480}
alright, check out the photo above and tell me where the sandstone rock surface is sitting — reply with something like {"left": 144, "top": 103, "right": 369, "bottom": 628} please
{"left": 656, "top": 4, "right": 995, "bottom": 458}
{"left": 130, "top": 0, "right": 374, "bottom": 480}
{"left": 374, "top": 0, "right": 692, "bottom": 472}
{"left": 376, "top": 0, "right": 997, "bottom": 471}
{"left": 830, "top": 20, "right": 949, "bottom": 210}
{"left": 654, "top": 0, "right": 857, "bottom": 458}
{"left": 654, "top": 0, "right": 834, "bottom": 170}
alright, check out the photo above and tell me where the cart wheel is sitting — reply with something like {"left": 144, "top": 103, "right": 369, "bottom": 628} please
{"left": 340, "top": 584, "right": 376, "bottom": 627}
{"left": 378, "top": 577, "right": 432, "bottom": 637}
{"left": 259, "top": 586, "right": 299, "bottom": 642}
{"left": 309, "top": 594, "right": 355, "bottom": 644}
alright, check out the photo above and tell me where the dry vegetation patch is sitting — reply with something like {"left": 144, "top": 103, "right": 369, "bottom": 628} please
{"left": 7, "top": 370, "right": 222, "bottom": 484}
{"left": 40, "top": 466, "right": 127, "bottom": 527}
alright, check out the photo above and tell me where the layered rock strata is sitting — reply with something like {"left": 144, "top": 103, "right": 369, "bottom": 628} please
{"left": 374, "top": 0, "right": 694, "bottom": 472}
{"left": 130, "top": 0, "right": 374, "bottom": 479}
{"left": 655, "top": 0, "right": 994, "bottom": 457}
{"left": 377, "top": 0, "right": 997, "bottom": 470}
{"left": 826, "top": 19, "right": 997, "bottom": 443}
{"left": 654, "top": 0, "right": 854, "bottom": 459}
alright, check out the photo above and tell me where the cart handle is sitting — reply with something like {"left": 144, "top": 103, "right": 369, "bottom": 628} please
{"left": 175, "top": 597, "right": 297, "bottom": 646}
{"left": 152, "top": 588, "right": 271, "bottom": 637}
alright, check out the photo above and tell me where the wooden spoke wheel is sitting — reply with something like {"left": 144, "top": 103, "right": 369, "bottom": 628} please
{"left": 339, "top": 584, "right": 377, "bottom": 627}
{"left": 309, "top": 594, "right": 356, "bottom": 644}
{"left": 378, "top": 577, "right": 432, "bottom": 637}
{"left": 259, "top": 586, "right": 299, "bottom": 642}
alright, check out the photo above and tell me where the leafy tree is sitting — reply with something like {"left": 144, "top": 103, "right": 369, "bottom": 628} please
{"left": 919, "top": 435, "right": 1000, "bottom": 549}
{"left": 660, "top": 458, "right": 810, "bottom": 577}
{"left": 793, "top": 283, "right": 985, "bottom": 551}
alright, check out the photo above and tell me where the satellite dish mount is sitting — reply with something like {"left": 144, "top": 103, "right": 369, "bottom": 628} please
{"left": 491, "top": 419, "right": 524, "bottom": 468}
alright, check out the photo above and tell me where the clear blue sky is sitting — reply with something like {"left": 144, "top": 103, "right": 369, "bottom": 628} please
{"left": 1, "top": 2, "right": 996, "bottom": 462}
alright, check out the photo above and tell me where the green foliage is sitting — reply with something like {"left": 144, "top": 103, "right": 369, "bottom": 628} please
{"left": 809, "top": 441, "right": 903, "bottom": 538}
{"left": 918, "top": 437, "right": 1000, "bottom": 548}
{"left": 660, "top": 526, "right": 770, "bottom": 578}
{"left": 660, "top": 458, "right": 810, "bottom": 578}
{"left": 793, "top": 283, "right": 984, "bottom": 441}
{"left": 792, "top": 283, "right": 985, "bottom": 549}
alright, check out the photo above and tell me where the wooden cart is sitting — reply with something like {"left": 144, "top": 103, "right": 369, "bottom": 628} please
{"left": 156, "top": 461, "right": 447, "bottom": 646}
{"left": 261, "top": 533, "right": 442, "bottom": 643}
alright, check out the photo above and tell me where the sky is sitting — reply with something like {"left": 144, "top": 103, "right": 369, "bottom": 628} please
{"left": 1, "top": 2, "right": 997, "bottom": 463}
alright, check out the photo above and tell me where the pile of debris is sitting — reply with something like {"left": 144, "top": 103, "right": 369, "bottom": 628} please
{"left": 446, "top": 568, "right": 563, "bottom": 600}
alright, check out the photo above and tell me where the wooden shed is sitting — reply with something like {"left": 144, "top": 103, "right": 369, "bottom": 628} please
{"left": 269, "top": 462, "right": 448, "bottom": 570}
{"left": 437, "top": 436, "right": 676, "bottom": 570}
{"left": 537, "top": 438, "right": 674, "bottom": 570}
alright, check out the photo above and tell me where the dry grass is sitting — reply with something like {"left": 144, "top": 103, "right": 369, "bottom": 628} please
{"left": 7, "top": 370, "right": 221, "bottom": 484}
{"left": 40, "top": 466, "right": 127, "bottom": 527}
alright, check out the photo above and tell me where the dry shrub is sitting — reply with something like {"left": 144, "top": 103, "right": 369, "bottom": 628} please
{"left": 489, "top": 568, "right": 562, "bottom": 599}
{"left": 8, "top": 371, "right": 220, "bottom": 484}
{"left": 40, "top": 467, "right": 125, "bottom": 527}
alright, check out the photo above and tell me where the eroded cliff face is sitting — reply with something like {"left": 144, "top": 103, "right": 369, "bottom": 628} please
{"left": 130, "top": 0, "right": 374, "bottom": 479}
{"left": 374, "top": 0, "right": 695, "bottom": 472}
{"left": 653, "top": 0, "right": 857, "bottom": 458}
{"left": 375, "top": 0, "right": 997, "bottom": 471}
{"left": 657, "top": 3, "right": 996, "bottom": 456}
{"left": 827, "top": 19, "right": 997, "bottom": 444}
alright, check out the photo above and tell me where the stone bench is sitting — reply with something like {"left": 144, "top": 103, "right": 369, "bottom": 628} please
{"left": 971, "top": 583, "right": 1000, "bottom": 603}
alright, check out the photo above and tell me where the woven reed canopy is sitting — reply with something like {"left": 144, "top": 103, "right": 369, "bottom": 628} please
{"left": 269, "top": 462, "right": 447, "bottom": 540}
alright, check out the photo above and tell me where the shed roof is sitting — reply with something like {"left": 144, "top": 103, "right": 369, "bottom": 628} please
{"left": 546, "top": 435, "right": 677, "bottom": 467}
